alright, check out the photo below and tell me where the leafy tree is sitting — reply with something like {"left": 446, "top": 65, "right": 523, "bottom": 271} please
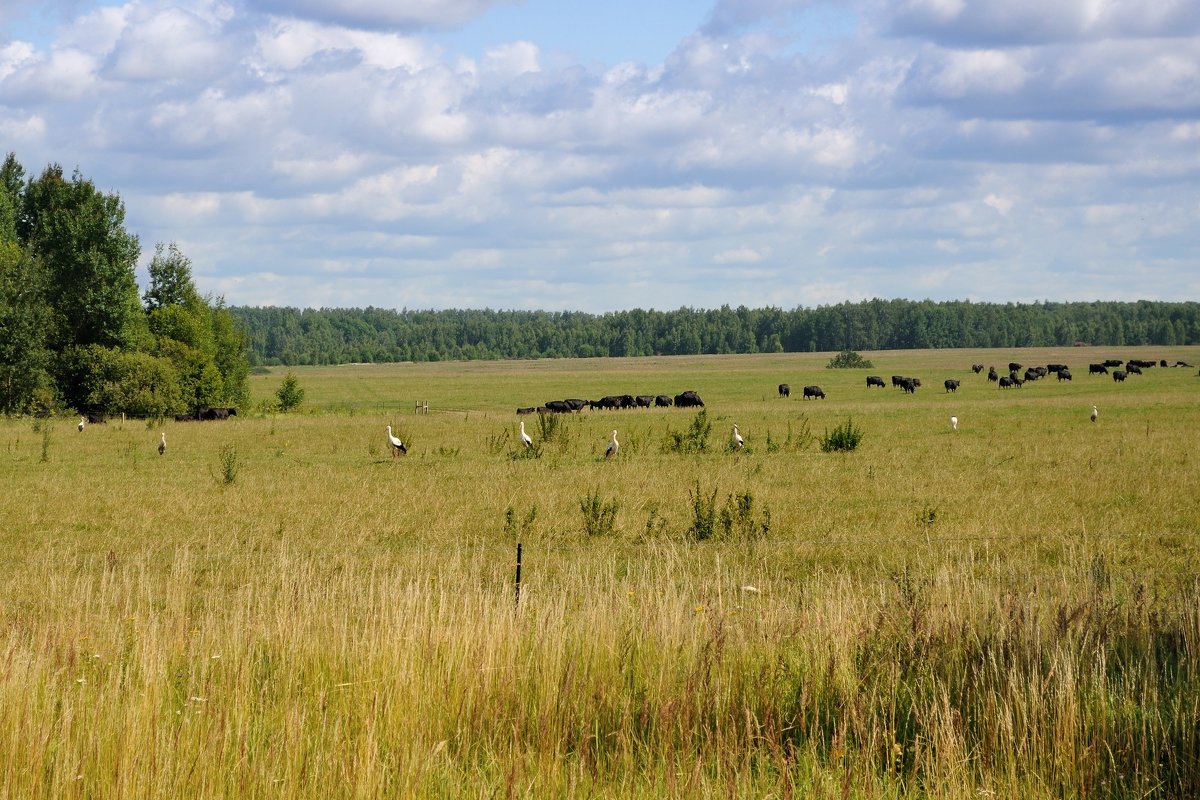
{"left": 0, "top": 242, "right": 50, "bottom": 412}
{"left": 276, "top": 371, "right": 304, "bottom": 412}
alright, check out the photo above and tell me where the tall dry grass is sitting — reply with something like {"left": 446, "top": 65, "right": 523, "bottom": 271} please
{"left": 2, "top": 347, "right": 1199, "bottom": 797}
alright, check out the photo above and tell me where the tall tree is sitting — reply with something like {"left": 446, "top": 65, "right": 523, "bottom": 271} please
{"left": 0, "top": 242, "right": 50, "bottom": 413}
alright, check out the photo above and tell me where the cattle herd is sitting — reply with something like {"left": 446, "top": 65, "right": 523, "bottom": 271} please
{"left": 517, "top": 390, "right": 705, "bottom": 415}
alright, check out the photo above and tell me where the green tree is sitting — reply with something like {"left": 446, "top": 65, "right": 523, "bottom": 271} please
{"left": 276, "top": 371, "right": 304, "bottom": 412}
{"left": 0, "top": 242, "right": 50, "bottom": 412}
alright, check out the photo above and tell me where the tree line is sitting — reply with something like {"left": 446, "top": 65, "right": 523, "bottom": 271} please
{"left": 0, "top": 153, "right": 249, "bottom": 416}
{"left": 231, "top": 299, "right": 1200, "bottom": 366}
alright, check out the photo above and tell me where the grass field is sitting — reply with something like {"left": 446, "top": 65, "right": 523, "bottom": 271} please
{"left": 3, "top": 347, "right": 1199, "bottom": 798}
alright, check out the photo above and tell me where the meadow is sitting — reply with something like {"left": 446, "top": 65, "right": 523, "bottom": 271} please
{"left": 2, "top": 347, "right": 1198, "bottom": 798}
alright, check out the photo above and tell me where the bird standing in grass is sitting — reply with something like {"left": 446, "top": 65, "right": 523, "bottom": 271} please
{"left": 386, "top": 425, "right": 407, "bottom": 456}
{"left": 519, "top": 420, "right": 533, "bottom": 449}
{"left": 158, "top": 432, "right": 166, "bottom": 456}
{"left": 78, "top": 417, "right": 86, "bottom": 432}
{"left": 732, "top": 424, "right": 744, "bottom": 450}
{"left": 950, "top": 415, "right": 958, "bottom": 431}
{"left": 1091, "top": 405, "right": 1098, "bottom": 423}
{"left": 605, "top": 429, "right": 619, "bottom": 459}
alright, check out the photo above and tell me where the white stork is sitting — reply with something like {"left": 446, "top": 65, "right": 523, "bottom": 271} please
{"left": 604, "top": 429, "right": 619, "bottom": 459}
{"left": 950, "top": 415, "right": 958, "bottom": 431}
{"left": 1090, "top": 405, "right": 1098, "bottom": 423}
{"left": 732, "top": 424, "right": 744, "bottom": 450}
{"left": 519, "top": 420, "right": 533, "bottom": 449}
{"left": 158, "top": 432, "right": 166, "bottom": 455}
{"left": 78, "top": 417, "right": 86, "bottom": 432}
{"left": 386, "top": 425, "right": 407, "bottom": 456}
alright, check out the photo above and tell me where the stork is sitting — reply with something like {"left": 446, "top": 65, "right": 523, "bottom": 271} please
{"left": 732, "top": 424, "right": 744, "bottom": 450}
{"left": 604, "top": 429, "right": 619, "bottom": 459}
{"left": 950, "top": 415, "right": 958, "bottom": 431}
{"left": 386, "top": 425, "right": 407, "bottom": 456}
{"left": 78, "top": 417, "right": 86, "bottom": 432}
{"left": 519, "top": 420, "right": 533, "bottom": 449}
{"left": 158, "top": 432, "right": 166, "bottom": 455}
{"left": 1090, "top": 405, "right": 1098, "bottom": 423}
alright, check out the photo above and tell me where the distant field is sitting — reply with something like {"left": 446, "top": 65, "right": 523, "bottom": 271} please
{"left": 3, "top": 346, "right": 1198, "bottom": 798}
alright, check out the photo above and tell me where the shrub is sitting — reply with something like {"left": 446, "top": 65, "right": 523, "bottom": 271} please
{"left": 718, "top": 490, "right": 770, "bottom": 540}
{"left": 275, "top": 371, "right": 304, "bottom": 412}
{"left": 217, "top": 443, "right": 238, "bottom": 484}
{"left": 580, "top": 490, "right": 620, "bottom": 537}
{"left": 687, "top": 483, "right": 719, "bottom": 541}
{"left": 820, "top": 417, "right": 864, "bottom": 452}
{"left": 664, "top": 410, "right": 711, "bottom": 454}
{"left": 827, "top": 350, "right": 874, "bottom": 369}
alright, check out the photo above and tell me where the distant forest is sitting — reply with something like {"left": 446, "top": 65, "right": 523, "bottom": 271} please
{"left": 231, "top": 300, "right": 1200, "bottom": 366}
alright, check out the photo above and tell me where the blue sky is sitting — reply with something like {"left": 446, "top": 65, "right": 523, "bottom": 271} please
{"left": 1, "top": 0, "right": 1198, "bottom": 312}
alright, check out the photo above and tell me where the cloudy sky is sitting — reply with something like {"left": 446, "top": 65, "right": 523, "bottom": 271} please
{"left": 2, "top": 0, "right": 1198, "bottom": 312}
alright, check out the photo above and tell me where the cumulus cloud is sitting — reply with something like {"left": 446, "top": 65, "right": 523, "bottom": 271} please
{"left": 1, "top": 0, "right": 1196, "bottom": 311}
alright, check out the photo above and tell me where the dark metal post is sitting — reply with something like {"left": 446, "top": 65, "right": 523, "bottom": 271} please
{"left": 514, "top": 542, "right": 523, "bottom": 609}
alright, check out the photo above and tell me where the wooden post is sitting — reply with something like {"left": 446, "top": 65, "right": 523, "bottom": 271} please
{"left": 514, "top": 542, "right": 523, "bottom": 609}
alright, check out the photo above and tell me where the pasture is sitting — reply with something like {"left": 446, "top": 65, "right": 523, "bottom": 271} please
{"left": 2, "top": 347, "right": 1199, "bottom": 798}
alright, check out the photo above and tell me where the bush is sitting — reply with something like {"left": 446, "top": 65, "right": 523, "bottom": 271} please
{"left": 664, "top": 410, "right": 711, "bottom": 454}
{"left": 687, "top": 483, "right": 771, "bottom": 541}
{"left": 580, "top": 490, "right": 620, "bottom": 537}
{"left": 827, "top": 350, "right": 874, "bottom": 369}
{"left": 820, "top": 417, "right": 864, "bottom": 452}
{"left": 275, "top": 371, "right": 304, "bottom": 412}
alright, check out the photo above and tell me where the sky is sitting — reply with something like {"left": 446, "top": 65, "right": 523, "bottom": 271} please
{"left": 1, "top": 0, "right": 1198, "bottom": 312}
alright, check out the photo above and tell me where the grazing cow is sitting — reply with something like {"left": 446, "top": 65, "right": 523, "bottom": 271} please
{"left": 866, "top": 375, "right": 886, "bottom": 388}
{"left": 516, "top": 407, "right": 536, "bottom": 415}
{"left": 987, "top": 367, "right": 998, "bottom": 382}
{"left": 891, "top": 375, "right": 904, "bottom": 388}
{"left": 1160, "top": 359, "right": 1168, "bottom": 368}
{"left": 1103, "top": 359, "right": 1123, "bottom": 368}
{"left": 1089, "top": 363, "right": 1108, "bottom": 375}
{"left": 1008, "top": 362, "right": 1022, "bottom": 372}
{"left": 564, "top": 399, "right": 588, "bottom": 411}
{"left": 911, "top": 378, "right": 922, "bottom": 388}
{"left": 634, "top": 395, "right": 653, "bottom": 408}
{"left": 971, "top": 364, "right": 984, "bottom": 374}
{"left": 1112, "top": 370, "right": 1127, "bottom": 382}
{"left": 944, "top": 379, "right": 960, "bottom": 393}
{"left": 85, "top": 413, "right": 106, "bottom": 425}
{"left": 999, "top": 376, "right": 1013, "bottom": 389}
{"left": 1034, "top": 366, "right": 1049, "bottom": 378}
{"left": 1129, "top": 359, "right": 1156, "bottom": 369}
{"left": 778, "top": 383, "right": 790, "bottom": 398}
{"left": 802, "top": 385, "right": 825, "bottom": 400}
{"left": 674, "top": 390, "right": 705, "bottom": 408}
{"left": 654, "top": 395, "right": 673, "bottom": 407}
{"left": 543, "top": 400, "right": 572, "bottom": 413}
{"left": 1057, "top": 369, "right": 1072, "bottom": 381}
{"left": 1174, "top": 361, "right": 1192, "bottom": 368}
{"left": 900, "top": 378, "right": 916, "bottom": 394}
{"left": 1126, "top": 364, "right": 1142, "bottom": 375}
{"left": 197, "top": 406, "right": 236, "bottom": 420}
{"left": 1046, "top": 363, "right": 1068, "bottom": 374}
{"left": 1024, "top": 369, "right": 1040, "bottom": 382}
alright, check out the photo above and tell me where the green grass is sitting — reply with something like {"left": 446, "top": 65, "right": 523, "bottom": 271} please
{"left": 2, "top": 347, "right": 1199, "bottom": 798}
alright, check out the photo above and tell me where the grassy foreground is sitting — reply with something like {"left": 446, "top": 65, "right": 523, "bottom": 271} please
{"left": 3, "top": 347, "right": 1199, "bottom": 798}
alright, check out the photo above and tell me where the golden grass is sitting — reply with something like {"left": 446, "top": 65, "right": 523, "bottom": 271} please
{"left": 2, "top": 347, "right": 1199, "bottom": 797}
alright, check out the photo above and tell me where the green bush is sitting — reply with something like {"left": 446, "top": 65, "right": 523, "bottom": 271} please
{"left": 826, "top": 350, "right": 874, "bottom": 369}
{"left": 275, "top": 371, "right": 304, "bottom": 412}
{"left": 820, "top": 417, "right": 864, "bottom": 452}
{"left": 580, "top": 490, "right": 620, "bottom": 537}
{"left": 664, "top": 410, "right": 711, "bottom": 454}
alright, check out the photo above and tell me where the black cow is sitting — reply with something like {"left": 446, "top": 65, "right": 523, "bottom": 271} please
{"left": 866, "top": 375, "right": 886, "bottom": 388}
{"left": 564, "top": 399, "right": 588, "bottom": 411}
{"left": 1127, "top": 359, "right": 1155, "bottom": 369}
{"left": 900, "top": 378, "right": 916, "bottom": 394}
{"left": 1046, "top": 363, "right": 1068, "bottom": 373}
{"left": 85, "top": 413, "right": 106, "bottom": 425}
{"left": 1057, "top": 369, "right": 1072, "bottom": 381}
{"left": 999, "top": 376, "right": 1013, "bottom": 389}
{"left": 778, "top": 383, "right": 790, "bottom": 398}
{"left": 634, "top": 395, "right": 653, "bottom": 408}
{"left": 987, "top": 367, "right": 998, "bottom": 382}
{"left": 910, "top": 378, "right": 922, "bottom": 388}
{"left": 654, "top": 395, "right": 673, "bottom": 407}
{"left": 516, "top": 407, "right": 536, "bottom": 414}
{"left": 543, "top": 400, "right": 572, "bottom": 413}
{"left": 1112, "top": 370, "right": 1127, "bottom": 382}
{"left": 971, "top": 364, "right": 984, "bottom": 374}
{"left": 197, "top": 406, "right": 236, "bottom": 420}
{"left": 1024, "top": 369, "right": 1039, "bottom": 382}
{"left": 944, "top": 379, "right": 960, "bottom": 393}
{"left": 674, "top": 390, "right": 704, "bottom": 408}
{"left": 1103, "top": 359, "right": 1123, "bottom": 368}
{"left": 1174, "top": 361, "right": 1192, "bottom": 368}
{"left": 1089, "top": 363, "right": 1108, "bottom": 375}
{"left": 1126, "top": 364, "right": 1142, "bottom": 375}
{"left": 1160, "top": 359, "right": 1168, "bottom": 368}
{"left": 802, "top": 385, "right": 825, "bottom": 399}
{"left": 1008, "top": 362, "right": 1022, "bottom": 372}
